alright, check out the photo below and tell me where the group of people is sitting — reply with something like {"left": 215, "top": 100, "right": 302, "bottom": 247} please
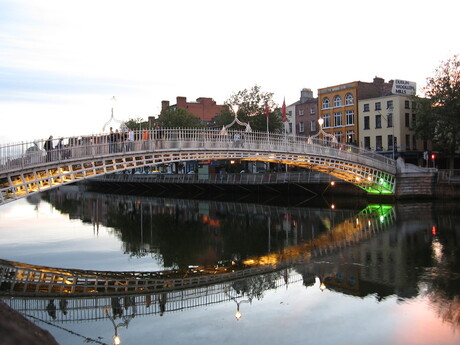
{"left": 44, "top": 135, "right": 68, "bottom": 162}
{"left": 108, "top": 127, "right": 135, "bottom": 153}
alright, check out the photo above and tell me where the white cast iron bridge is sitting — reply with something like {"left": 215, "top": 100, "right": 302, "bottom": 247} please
{"left": 0, "top": 128, "right": 397, "bottom": 205}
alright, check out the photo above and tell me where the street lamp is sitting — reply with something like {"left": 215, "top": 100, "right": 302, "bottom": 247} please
{"left": 224, "top": 284, "right": 253, "bottom": 320}
{"left": 220, "top": 104, "right": 252, "bottom": 135}
{"left": 103, "top": 301, "right": 135, "bottom": 345}
{"left": 307, "top": 118, "right": 338, "bottom": 145}
{"left": 102, "top": 96, "right": 126, "bottom": 132}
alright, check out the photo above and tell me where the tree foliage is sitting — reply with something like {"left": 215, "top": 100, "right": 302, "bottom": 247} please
{"left": 214, "top": 85, "right": 284, "bottom": 133}
{"left": 124, "top": 117, "right": 149, "bottom": 130}
{"left": 414, "top": 55, "right": 460, "bottom": 167}
{"left": 157, "top": 108, "right": 204, "bottom": 128}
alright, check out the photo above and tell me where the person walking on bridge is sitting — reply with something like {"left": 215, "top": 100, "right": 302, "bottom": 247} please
{"left": 44, "top": 135, "right": 53, "bottom": 162}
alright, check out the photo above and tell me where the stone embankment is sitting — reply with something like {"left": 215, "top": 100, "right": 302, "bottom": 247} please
{"left": 0, "top": 301, "right": 59, "bottom": 345}
{"left": 395, "top": 158, "right": 460, "bottom": 200}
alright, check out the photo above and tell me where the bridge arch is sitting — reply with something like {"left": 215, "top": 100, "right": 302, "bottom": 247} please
{"left": 0, "top": 128, "right": 396, "bottom": 205}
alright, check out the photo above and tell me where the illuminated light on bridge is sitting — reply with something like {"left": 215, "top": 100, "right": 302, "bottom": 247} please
{"left": 0, "top": 129, "right": 397, "bottom": 205}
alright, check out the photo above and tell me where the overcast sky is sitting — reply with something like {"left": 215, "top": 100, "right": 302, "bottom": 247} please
{"left": 1, "top": 0, "right": 459, "bottom": 143}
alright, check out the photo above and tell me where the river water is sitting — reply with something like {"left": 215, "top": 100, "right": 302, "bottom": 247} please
{"left": 0, "top": 185, "right": 459, "bottom": 345}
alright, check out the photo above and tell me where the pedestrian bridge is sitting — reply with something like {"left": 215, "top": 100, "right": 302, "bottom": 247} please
{"left": 0, "top": 128, "right": 397, "bottom": 205}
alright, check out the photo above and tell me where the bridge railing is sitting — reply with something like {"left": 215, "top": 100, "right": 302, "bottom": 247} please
{"left": 92, "top": 171, "right": 339, "bottom": 185}
{"left": 0, "top": 128, "right": 395, "bottom": 173}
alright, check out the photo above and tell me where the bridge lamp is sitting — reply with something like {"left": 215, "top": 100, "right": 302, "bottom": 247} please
{"left": 113, "top": 334, "right": 121, "bottom": 345}
{"left": 232, "top": 104, "right": 239, "bottom": 116}
{"left": 317, "top": 117, "right": 324, "bottom": 128}
{"left": 330, "top": 181, "right": 335, "bottom": 186}
{"left": 235, "top": 308, "right": 242, "bottom": 321}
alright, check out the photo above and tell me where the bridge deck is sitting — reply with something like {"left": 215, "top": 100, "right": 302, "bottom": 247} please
{"left": 0, "top": 128, "right": 397, "bottom": 204}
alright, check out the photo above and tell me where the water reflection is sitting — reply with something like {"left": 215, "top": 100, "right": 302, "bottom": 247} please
{"left": 0, "top": 187, "right": 459, "bottom": 344}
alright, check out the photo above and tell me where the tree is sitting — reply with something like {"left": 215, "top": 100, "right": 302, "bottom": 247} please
{"left": 157, "top": 108, "right": 204, "bottom": 128}
{"left": 124, "top": 117, "right": 149, "bottom": 130}
{"left": 414, "top": 55, "right": 460, "bottom": 168}
{"left": 214, "top": 85, "right": 284, "bottom": 133}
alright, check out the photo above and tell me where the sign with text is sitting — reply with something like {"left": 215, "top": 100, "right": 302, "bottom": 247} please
{"left": 392, "top": 79, "right": 416, "bottom": 95}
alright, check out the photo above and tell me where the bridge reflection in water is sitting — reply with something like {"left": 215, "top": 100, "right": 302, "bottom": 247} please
{"left": 0, "top": 203, "right": 395, "bottom": 345}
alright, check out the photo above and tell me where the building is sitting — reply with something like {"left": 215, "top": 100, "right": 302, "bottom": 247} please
{"left": 285, "top": 101, "right": 296, "bottom": 135}
{"left": 161, "top": 96, "right": 226, "bottom": 124}
{"left": 294, "top": 88, "right": 318, "bottom": 137}
{"left": 317, "top": 77, "right": 392, "bottom": 145}
{"left": 359, "top": 93, "right": 428, "bottom": 163}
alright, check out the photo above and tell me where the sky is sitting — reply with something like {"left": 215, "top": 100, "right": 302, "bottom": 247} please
{"left": 1, "top": 0, "right": 459, "bottom": 144}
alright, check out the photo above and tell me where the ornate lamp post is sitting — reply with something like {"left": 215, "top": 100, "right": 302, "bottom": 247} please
{"left": 307, "top": 118, "right": 338, "bottom": 145}
{"left": 220, "top": 104, "right": 252, "bottom": 135}
{"left": 224, "top": 284, "right": 253, "bottom": 320}
{"left": 102, "top": 96, "right": 126, "bottom": 132}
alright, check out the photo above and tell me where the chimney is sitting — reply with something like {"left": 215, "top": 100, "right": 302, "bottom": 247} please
{"left": 300, "top": 88, "right": 313, "bottom": 103}
{"left": 373, "top": 77, "right": 385, "bottom": 85}
{"left": 161, "top": 100, "right": 170, "bottom": 110}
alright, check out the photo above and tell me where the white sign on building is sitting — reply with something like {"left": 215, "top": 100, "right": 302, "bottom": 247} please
{"left": 392, "top": 79, "right": 416, "bottom": 96}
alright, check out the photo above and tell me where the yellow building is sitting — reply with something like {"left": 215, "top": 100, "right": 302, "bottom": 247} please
{"left": 317, "top": 77, "right": 392, "bottom": 145}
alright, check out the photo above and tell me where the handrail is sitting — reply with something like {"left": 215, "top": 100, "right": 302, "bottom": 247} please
{"left": 0, "top": 128, "right": 396, "bottom": 173}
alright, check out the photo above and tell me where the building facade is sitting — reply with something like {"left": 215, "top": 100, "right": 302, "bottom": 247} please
{"left": 294, "top": 88, "right": 318, "bottom": 137}
{"left": 359, "top": 94, "right": 428, "bottom": 162}
{"left": 161, "top": 96, "right": 226, "bottom": 124}
{"left": 317, "top": 77, "right": 392, "bottom": 145}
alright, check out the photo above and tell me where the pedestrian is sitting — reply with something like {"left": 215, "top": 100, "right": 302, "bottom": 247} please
{"left": 127, "top": 128, "right": 134, "bottom": 151}
{"left": 109, "top": 127, "right": 115, "bottom": 153}
{"left": 44, "top": 135, "right": 54, "bottom": 162}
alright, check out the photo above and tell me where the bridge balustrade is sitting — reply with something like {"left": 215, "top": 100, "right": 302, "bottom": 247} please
{"left": 0, "top": 128, "right": 397, "bottom": 204}
{"left": 0, "top": 128, "right": 394, "bottom": 172}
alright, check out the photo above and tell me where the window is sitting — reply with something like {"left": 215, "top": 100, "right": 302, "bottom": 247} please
{"left": 412, "top": 114, "right": 416, "bottom": 127}
{"left": 310, "top": 107, "right": 316, "bottom": 115}
{"left": 406, "top": 135, "right": 410, "bottom": 150}
{"left": 335, "top": 132, "right": 343, "bottom": 143}
{"left": 363, "top": 104, "right": 370, "bottom": 112}
{"left": 405, "top": 100, "right": 410, "bottom": 109}
{"left": 364, "top": 136, "right": 371, "bottom": 150}
{"left": 405, "top": 113, "right": 410, "bottom": 127}
{"left": 299, "top": 122, "right": 305, "bottom": 133}
{"left": 299, "top": 109, "right": 304, "bottom": 116}
{"left": 345, "top": 93, "right": 354, "bottom": 105}
{"left": 375, "top": 102, "right": 381, "bottom": 111}
{"left": 376, "top": 136, "right": 383, "bottom": 151}
{"left": 310, "top": 120, "right": 317, "bottom": 132}
{"left": 388, "top": 135, "right": 393, "bottom": 151}
{"left": 387, "top": 113, "right": 393, "bottom": 127}
{"left": 364, "top": 116, "right": 370, "bottom": 130}
{"left": 346, "top": 130, "right": 355, "bottom": 144}
{"left": 333, "top": 95, "right": 342, "bottom": 107}
{"left": 375, "top": 114, "right": 382, "bottom": 129}
{"left": 323, "top": 113, "right": 331, "bottom": 127}
{"left": 346, "top": 110, "right": 354, "bottom": 125}
{"left": 412, "top": 101, "right": 416, "bottom": 109}
{"left": 322, "top": 97, "right": 330, "bottom": 109}
{"left": 334, "top": 112, "right": 342, "bottom": 126}
{"left": 386, "top": 100, "right": 393, "bottom": 109}
{"left": 412, "top": 135, "right": 417, "bottom": 150}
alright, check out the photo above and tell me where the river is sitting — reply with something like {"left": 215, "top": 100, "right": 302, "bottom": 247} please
{"left": 0, "top": 184, "right": 459, "bottom": 345}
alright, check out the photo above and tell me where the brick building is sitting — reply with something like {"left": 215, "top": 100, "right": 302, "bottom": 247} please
{"left": 294, "top": 88, "right": 318, "bottom": 137}
{"left": 161, "top": 96, "right": 226, "bottom": 124}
